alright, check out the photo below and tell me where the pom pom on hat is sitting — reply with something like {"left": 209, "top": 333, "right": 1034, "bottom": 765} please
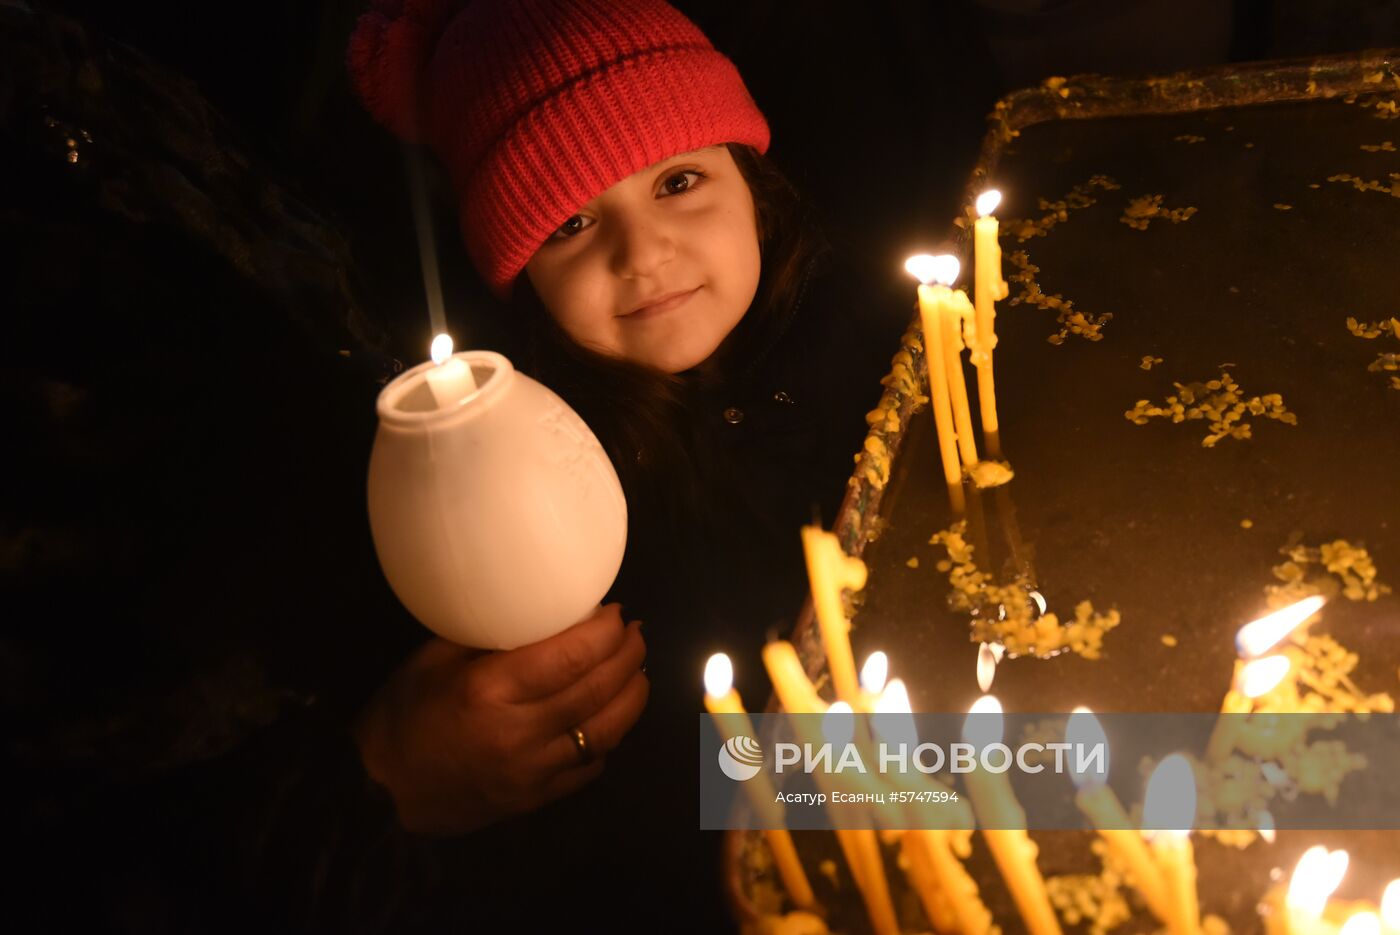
{"left": 347, "top": 0, "right": 769, "bottom": 297}
{"left": 346, "top": 0, "right": 469, "bottom": 143}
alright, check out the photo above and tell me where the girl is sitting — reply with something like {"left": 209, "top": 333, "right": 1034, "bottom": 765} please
{"left": 348, "top": 0, "right": 906, "bottom": 925}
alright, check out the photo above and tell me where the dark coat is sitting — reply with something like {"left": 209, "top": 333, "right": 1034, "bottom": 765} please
{"left": 429, "top": 249, "right": 912, "bottom": 932}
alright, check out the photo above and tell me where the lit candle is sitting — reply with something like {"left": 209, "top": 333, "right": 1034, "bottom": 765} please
{"left": 1340, "top": 913, "right": 1382, "bottom": 935}
{"left": 941, "top": 284, "right": 981, "bottom": 468}
{"left": 1259, "top": 811, "right": 1277, "bottom": 845}
{"left": 1143, "top": 755, "right": 1201, "bottom": 935}
{"left": 923, "top": 829, "right": 996, "bottom": 935}
{"left": 825, "top": 702, "right": 902, "bottom": 935}
{"left": 877, "top": 680, "right": 993, "bottom": 935}
{"left": 1235, "top": 595, "right": 1328, "bottom": 657}
{"left": 908, "top": 254, "right": 965, "bottom": 488}
{"left": 762, "top": 640, "right": 827, "bottom": 715}
{"left": 962, "top": 695, "right": 1063, "bottom": 935}
{"left": 859, "top": 651, "right": 889, "bottom": 714}
{"left": 801, "top": 526, "right": 866, "bottom": 706}
{"left": 703, "top": 654, "right": 815, "bottom": 911}
{"left": 1380, "top": 880, "right": 1400, "bottom": 935}
{"left": 1286, "top": 846, "right": 1350, "bottom": 935}
{"left": 423, "top": 333, "right": 478, "bottom": 408}
{"left": 873, "top": 681, "right": 975, "bottom": 830}
{"left": 761, "top": 642, "right": 895, "bottom": 932}
{"left": 1066, "top": 708, "right": 1170, "bottom": 923}
{"left": 900, "top": 830, "right": 960, "bottom": 933}
{"left": 1207, "top": 654, "right": 1292, "bottom": 762}
{"left": 972, "top": 190, "right": 1008, "bottom": 437}
{"left": 976, "top": 643, "right": 997, "bottom": 693}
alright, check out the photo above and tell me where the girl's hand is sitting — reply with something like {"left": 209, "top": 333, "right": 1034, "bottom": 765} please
{"left": 354, "top": 604, "right": 648, "bottom": 835}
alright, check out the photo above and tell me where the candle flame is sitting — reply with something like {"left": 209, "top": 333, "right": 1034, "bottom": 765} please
{"left": 904, "top": 254, "right": 961, "bottom": 286}
{"left": 1143, "top": 754, "right": 1196, "bottom": 835}
{"left": 1235, "top": 595, "right": 1326, "bottom": 657}
{"left": 823, "top": 700, "right": 856, "bottom": 747}
{"left": 905, "top": 254, "right": 939, "bottom": 285}
{"left": 962, "top": 694, "right": 1003, "bottom": 747}
{"left": 1258, "top": 811, "right": 1276, "bottom": 844}
{"left": 976, "top": 642, "right": 997, "bottom": 692}
{"left": 976, "top": 189, "right": 1002, "bottom": 217}
{"left": 1339, "top": 913, "right": 1381, "bottom": 935}
{"left": 1286, "top": 845, "right": 1350, "bottom": 918}
{"left": 1066, "top": 706, "right": 1110, "bottom": 789}
{"left": 1381, "top": 880, "right": 1400, "bottom": 929}
{"left": 861, "top": 651, "right": 889, "bottom": 696}
{"left": 875, "top": 679, "right": 912, "bottom": 715}
{"left": 430, "top": 332, "right": 455, "bottom": 366}
{"left": 990, "top": 640, "right": 1007, "bottom": 663}
{"left": 931, "top": 254, "right": 961, "bottom": 286}
{"left": 873, "top": 678, "right": 920, "bottom": 749}
{"left": 703, "top": 653, "right": 733, "bottom": 698}
{"left": 1240, "top": 655, "right": 1291, "bottom": 698}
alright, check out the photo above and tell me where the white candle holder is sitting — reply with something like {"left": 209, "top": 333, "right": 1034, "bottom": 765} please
{"left": 367, "top": 350, "right": 627, "bottom": 649}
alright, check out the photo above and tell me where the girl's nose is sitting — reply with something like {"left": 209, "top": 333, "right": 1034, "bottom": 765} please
{"left": 609, "top": 217, "right": 676, "bottom": 279}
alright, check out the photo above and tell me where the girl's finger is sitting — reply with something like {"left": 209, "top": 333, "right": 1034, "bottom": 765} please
{"left": 537, "top": 668, "right": 649, "bottom": 772}
{"left": 579, "top": 669, "right": 649, "bottom": 755}
{"left": 535, "top": 620, "right": 645, "bottom": 732}
{"left": 471, "top": 603, "right": 626, "bottom": 701}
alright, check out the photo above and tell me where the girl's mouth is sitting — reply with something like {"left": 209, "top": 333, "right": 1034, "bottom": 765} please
{"left": 622, "top": 286, "right": 700, "bottom": 320}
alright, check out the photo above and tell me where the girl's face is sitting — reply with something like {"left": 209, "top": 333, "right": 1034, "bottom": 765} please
{"left": 524, "top": 145, "right": 761, "bottom": 374}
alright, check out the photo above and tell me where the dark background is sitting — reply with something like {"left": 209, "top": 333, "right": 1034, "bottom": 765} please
{"left": 31, "top": 0, "right": 1400, "bottom": 358}
{"left": 4, "top": 1, "right": 1399, "bottom": 931}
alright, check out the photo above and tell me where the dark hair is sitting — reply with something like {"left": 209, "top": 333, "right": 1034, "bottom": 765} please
{"left": 511, "top": 144, "right": 826, "bottom": 521}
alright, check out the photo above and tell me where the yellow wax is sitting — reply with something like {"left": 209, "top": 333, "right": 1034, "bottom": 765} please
{"left": 1296, "top": 915, "right": 1337, "bottom": 935}
{"left": 704, "top": 688, "right": 815, "bottom": 910}
{"left": 878, "top": 744, "right": 983, "bottom": 932}
{"left": 1152, "top": 833, "right": 1202, "bottom": 935}
{"left": 1207, "top": 661, "right": 1253, "bottom": 762}
{"left": 923, "top": 828, "right": 997, "bottom": 935}
{"left": 760, "top": 641, "right": 898, "bottom": 932}
{"left": 1075, "top": 784, "right": 1170, "bottom": 922}
{"left": 1278, "top": 900, "right": 1379, "bottom": 935}
{"left": 1260, "top": 886, "right": 1361, "bottom": 935}
{"left": 818, "top": 829, "right": 899, "bottom": 935}
{"left": 764, "top": 832, "right": 815, "bottom": 912}
{"left": 964, "top": 766, "right": 1063, "bottom": 935}
{"left": 852, "top": 829, "right": 901, "bottom": 935}
{"left": 973, "top": 215, "right": 1008, "bottom": 434}
{"left": 800, "top": 527, "right": 865, "bottom": 706}
{"left": 819, "top": 764, "right": 898, "bottom": 928}
{"left": 762, "top": 641, "right": 827, "bottom": 716}
{"left": 766, "top": 910, "right": 830, "bottom": 935}
{"left": 917, "top": 283, "right": 965, "bottom": 487}
{"left": 903, "top": 831, "right": 959, "bottom": 933}
{"left": 1286, "top": 910, "right": 1335, "bottom": 935}
{"left": 1325, "top": 902, "right": 1381, "bottom": 934}
{"left": 833, "top": 743, "right": 903, "bottom": 933}
{"left": 941, "top": 290, "right": 980, "bottom": 468}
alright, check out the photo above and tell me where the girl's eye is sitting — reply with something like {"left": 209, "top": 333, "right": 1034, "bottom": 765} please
{"left": 660, "top": 170, "right": 704, "bottom": 196}
{"left": 548, "top": 214, "right": 594, "bottom": 241}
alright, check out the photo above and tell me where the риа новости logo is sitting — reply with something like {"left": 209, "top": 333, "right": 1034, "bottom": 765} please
{"left": 718, "top": 735, "right": 764, "bottom": 781}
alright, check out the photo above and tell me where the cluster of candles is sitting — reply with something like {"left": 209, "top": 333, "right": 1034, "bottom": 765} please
{"left": 702, "top": 523, "right": 1398, "bottom": 934}
{"left": 905, "top": 190, "right": 1009, "bottom": 495}
{"left": 1278, "top": 848, "right": 1400, "bottom": 935}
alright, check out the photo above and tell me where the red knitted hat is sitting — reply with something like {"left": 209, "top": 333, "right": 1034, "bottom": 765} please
{"left": 348, "top": 0, "right": 771, "bottom": 297}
